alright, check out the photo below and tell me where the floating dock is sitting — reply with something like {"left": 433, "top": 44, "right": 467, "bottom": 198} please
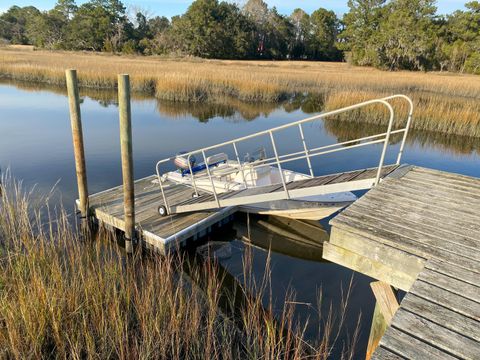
{"left": 87, "top": 176, "right": 236, "bottom": 253}
{"left": 324, "top": 166, "right": 480, "bottom": 359}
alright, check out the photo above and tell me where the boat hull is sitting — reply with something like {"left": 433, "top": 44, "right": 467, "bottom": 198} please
{"left": 239, "top": 200, "right": 353, "bottom": 220}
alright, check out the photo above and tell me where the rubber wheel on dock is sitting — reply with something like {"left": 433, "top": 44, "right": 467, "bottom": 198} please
{"left": 158, "top": 205, "right": 168, "bottom": 217}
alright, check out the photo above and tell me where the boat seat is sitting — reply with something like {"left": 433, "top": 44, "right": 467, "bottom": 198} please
{"left": 181, "top": 153, "right": 228, "bottom": 177}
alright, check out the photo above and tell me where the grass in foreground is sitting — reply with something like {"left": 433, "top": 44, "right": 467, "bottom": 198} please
{"left": 0, "top": 48, "right": 479, "bottom": 137}
{"left": 0, "top": 177, "right": 359, "bottom": 359}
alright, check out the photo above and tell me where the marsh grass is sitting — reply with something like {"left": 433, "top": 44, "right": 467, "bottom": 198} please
{"left": 0, "top": 49, "right": 479, "bottom": 136}
{"left": 0, "top": 175, "right": 360, "bottom": 359}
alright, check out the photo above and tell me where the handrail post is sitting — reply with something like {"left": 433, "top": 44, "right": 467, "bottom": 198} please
{"left": 233, "top": 142, "right": 248, "bottom": 188}
{"left": 202, "top": 150, "right": 220, "bottom": 207}
{"left": 396, "top": 109, "right": 413, "bottom": 165}
{"left": 380, "top": 95, "right": 414, "bottom": 165}
{"left": 65, "top": 69, "right": 89, "bottom": 220}
{"left": 118, "top": 74, "right": 135, "bottom": 253}
{"left": 156, "top": 162, "right": 170, "bottom": 213}
{"left": 187, "top": 154, "right": 199, "bottom": 197}
{"left": 298, "top": 123, "right": 314, "bottom": 177}
{"left": 269, "top": 131, "right": 289, "bottom": 199}
{"left": 374, "top": 101, "right": 395, "bottom": 186}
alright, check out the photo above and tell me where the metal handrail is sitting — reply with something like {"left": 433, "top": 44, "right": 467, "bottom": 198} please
{"left": 156, "top": 95, "right": 414, "bottom": 214}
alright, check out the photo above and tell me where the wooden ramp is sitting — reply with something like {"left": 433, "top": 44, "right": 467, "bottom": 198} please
{"left": 169, "top": 165, "right": 400, "bottom": 214}
{"left": 86, "top": 176, "right": 236, "bottom": 254}
{"left": 324, "top": 166, "right": 480, "bottom": 359}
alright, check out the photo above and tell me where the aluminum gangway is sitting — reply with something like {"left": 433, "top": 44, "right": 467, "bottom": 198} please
{"left": 155, "top": 95, "right": 414, "bottom": 216}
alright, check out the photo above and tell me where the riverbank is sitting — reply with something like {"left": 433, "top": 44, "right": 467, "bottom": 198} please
{"left": 1, "top": 48, "right": 480, "bottom": 137}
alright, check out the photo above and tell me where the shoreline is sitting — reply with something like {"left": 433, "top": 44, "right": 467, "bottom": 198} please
{"left": 1, "top": 48, "right": 480, "bottom": 137}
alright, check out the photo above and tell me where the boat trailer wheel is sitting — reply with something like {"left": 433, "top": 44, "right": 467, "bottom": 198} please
{"left": 158, "top": 205, "right": 168, "bottom": 217}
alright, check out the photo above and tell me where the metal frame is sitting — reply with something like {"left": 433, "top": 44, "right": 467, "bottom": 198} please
{"left": 156, "top": 95, "right": 414, "bottom": 215}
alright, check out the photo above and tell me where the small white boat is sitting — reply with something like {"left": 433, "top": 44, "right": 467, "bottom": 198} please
{"left": 161, "top": 151, "right": 357, "bottom": 220}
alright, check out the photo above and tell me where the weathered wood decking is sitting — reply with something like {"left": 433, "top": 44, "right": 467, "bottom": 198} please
{"left": 324, "top": 166, "right": 480, "bottom": 359}
{"left": 86, "top": 175, "right": 236, "bottom": 253}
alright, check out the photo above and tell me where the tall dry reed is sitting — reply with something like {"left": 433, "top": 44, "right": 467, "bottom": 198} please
{"left": 0, "top": 174, "right": 359, "bottom": 359}
{"left": 0, "top": 49, "right": 479, "bottom": 137}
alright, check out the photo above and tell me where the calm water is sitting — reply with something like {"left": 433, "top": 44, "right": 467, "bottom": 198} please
{"left": 1, "top": 81, "right": 479, "bottom": 357}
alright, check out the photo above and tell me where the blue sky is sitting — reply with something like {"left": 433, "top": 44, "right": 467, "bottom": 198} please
{"left": 0, "top": 0, "right": 468, "bottom": 17}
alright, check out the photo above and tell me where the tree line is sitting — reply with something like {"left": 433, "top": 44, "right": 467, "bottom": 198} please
{"left": 0, "top": 0, "right": 479, "bottom": 73}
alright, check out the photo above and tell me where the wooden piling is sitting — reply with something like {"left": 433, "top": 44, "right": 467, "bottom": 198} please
{"left": 65, "top": 69, "right": 89, "bottom": 218}
{"left": 366, "top": 281, "right": 399, "bottom": 360}
{"left": 118, "top": 74, "right": 135, "bottom": 253}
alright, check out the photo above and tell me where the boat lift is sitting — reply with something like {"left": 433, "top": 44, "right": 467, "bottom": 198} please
{"left": 155, "top": 95, "right": 414, "bottom": 216}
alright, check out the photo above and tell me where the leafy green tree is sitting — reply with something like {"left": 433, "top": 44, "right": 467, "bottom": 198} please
{"left": 243, "top": 1, "right": 292, "bottom": 58}
{"left": 65, "top": 3, "right": 110, "bottom": 50}
{"left": 0, "top": 6, "right": 41, "bottom": 44}
{"left": 137, "top": 16, "right": 171, "bottom": 55}
{"left": 310, "top": 8, "right": 342, "bottom": 60}
{"left": 25, "top": 1, "right": 76, "bottom": 49}
{"left": 290, "top": 8, "right": 310, "bottom": 59}
{"left": 53, "top": 0, "right": 78, "bottom": 20}
{"left": 65, "top": 0, "right": 131, "bottom": 52}
{"left": 264, "top": 8, "right": 293, "bottom": 59}
{"left": 378, "top": 0, "right": 438, "bottom": 70}
{"left": 25, "top": 11, "right": 63, "bottom": 48}
{"left": 243, "top": 0, "right": 269, "bottom": 56}
{"left": 170, "top": 0, "right": 254, "bottom": 59}
{"left": 442, "top": 1, "right": 480, "bottom": 73}
{"left": 340, "top": 0, "right": 387, "bottom": 66}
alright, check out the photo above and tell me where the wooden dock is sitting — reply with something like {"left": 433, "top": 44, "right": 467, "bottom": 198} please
{"left": 86, "top": 175, "right": 236, "bottom": 253}
{"left": 324, "top": 166, "right": 480, "bottom": 359}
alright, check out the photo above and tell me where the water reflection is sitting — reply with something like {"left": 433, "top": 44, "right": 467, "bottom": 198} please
{"left": 4, "top": 79, "right": 479, "bottom": 158}
{"left": 1, "top": 79, "right": 321, "bottom": 122}
{"left": 323, "top": 119, "right": 480, "bottom": 156}
{"left": 233, "top": 214, "right": 328, "bottom": 262}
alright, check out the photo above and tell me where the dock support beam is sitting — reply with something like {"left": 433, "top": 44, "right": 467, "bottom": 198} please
{"left": 66, "top": 69, "right": 89, "bottom": 220}
{"left": 366, "top": 281, "right": 399, "bottom": 360}
{"left": 118, "top": 74, "right": 135, "bottom": 253}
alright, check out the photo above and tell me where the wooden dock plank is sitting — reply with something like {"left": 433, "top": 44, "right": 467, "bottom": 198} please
{"left": 87, "top": 176, "right": 235, "bottom": 253}
{"left": 395, "top": 177, "right": 480, "bottom": 205}
{"left": 327, "top": 166, "right": 480, "bottom": 359}
{"left": 425, "top": 259, "right": 479, "bottom": 287}
{"left": 417, "top": 268, "right": 480, "bottom": 303}
{"left": 409, "top": 280, "right": 480, "bottom": 321}
{"left": 322, "top": 242, "right": 417, "bottom": 291}
{"left": 413, "top": 167, "right": 480, "bottom": 189}
{"left": 332, "top": 214, "right": 480, "bottom": 269}
{"left": 400, "top": 294, "right": 480, "bottom": 342}
{"left": 371, "top": 346, "right": 405, "bottom": 360}
{"left": 376, "top": 181, "right": 480, "bottom": 220}
{"left": 391, "top": 309, "right": 479, "bottom": 359}
{"left": 404, "top": 171, "right": 480, "bottom": 195}
{"left": 360, "top": 179, "right": 480, "bottom": 221}
{"left": 377, "top": 326, "right": 457, "bottom": 360}
{"left": 359, "top": 191, "right": 480, "bottom": 240}
{"left": 329, "top": 227, "right": 425, "bottom": 282}
{"left": 345, "top": 202, "right": 480, "bottom": 252}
